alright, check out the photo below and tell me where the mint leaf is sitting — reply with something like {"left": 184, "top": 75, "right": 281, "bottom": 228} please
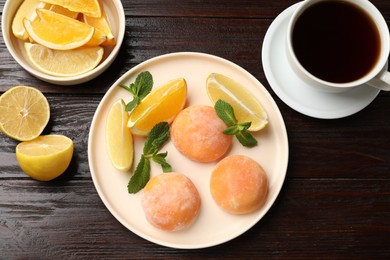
{"left": 125, "top": 97, "right": 140, "bottom": 111}
{"left": 214, "top": 99, "right": 257, "bottom": 148}
{"left": 134, "top": 71, "right": 153, "bottom": 99}
{"left": 223, "top": 125, "right": 240, "bottom": 135}
{"left": 152, "top": 152, "right": 172, "bottom": 172}
{"left": 214, "top": 99, "right": 237, "bottom": 126}
{"left": 120, "top": 71, "right": 153, "bottom": 112}
{"left": 127, "top": 122, "right": 172, "bottom": 193}
{"left": 143, "top": 122, "right": 170, "bottom": 156}
{"left": 127, "top": 155, "right": 150, "bottom": 194}
{"left": 236, "top": 129, "right": 258, "bottom": 147}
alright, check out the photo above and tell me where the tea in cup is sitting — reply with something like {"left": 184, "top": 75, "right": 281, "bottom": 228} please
{"left": 286, "top": 0, "right": 390, "bottom": 92}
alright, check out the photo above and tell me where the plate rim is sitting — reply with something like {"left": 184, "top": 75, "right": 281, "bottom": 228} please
{"left": 88, "top": 51, "right": 289, "bottom": 249}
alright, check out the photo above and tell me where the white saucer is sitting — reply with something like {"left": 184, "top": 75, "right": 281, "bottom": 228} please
{"left": 262, "top": 2, "right": 380, "bottom": 119}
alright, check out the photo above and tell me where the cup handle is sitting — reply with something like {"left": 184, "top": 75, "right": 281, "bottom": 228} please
{"left": 367, "top": 70, "right": 390, "bottom": 91}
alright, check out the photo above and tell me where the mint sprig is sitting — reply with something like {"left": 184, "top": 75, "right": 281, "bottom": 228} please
{"left": 120, "top": 71, "right": 153, "bottom": 112}
{"left": 127, "top": 122, "right": 172, "bottom": 194}
{"left": 214, "top": 99, "right": 257, "bottom": 147}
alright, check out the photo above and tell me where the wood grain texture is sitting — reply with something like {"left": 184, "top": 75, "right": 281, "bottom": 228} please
{"left": 1, "top": 0, "right": 390, "bottom": 258}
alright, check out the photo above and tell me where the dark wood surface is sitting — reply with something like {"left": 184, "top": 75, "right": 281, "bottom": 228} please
{"left": 1, "top": 0, "right": 390, "bottom": 259}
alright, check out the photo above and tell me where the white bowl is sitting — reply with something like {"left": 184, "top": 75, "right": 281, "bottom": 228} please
{"left": 1, "top": 0, "right": 125, "bottom": 85}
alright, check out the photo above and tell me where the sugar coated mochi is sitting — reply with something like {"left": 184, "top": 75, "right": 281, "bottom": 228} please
{"left": 210, "top": 155, "right": 268, "bottom": 215}
{"left": 141, "top": 172, "right": 201, "bottom": 232}
{"left": 170, "top": 105, "right": 232, "bottom": 162}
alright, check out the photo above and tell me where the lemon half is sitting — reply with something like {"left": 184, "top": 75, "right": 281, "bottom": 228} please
{"left": 0, "top": 86, "right": 50, "bottom": 141}
{"left": 16, "top": 135, "right": 74, "bottom": 181}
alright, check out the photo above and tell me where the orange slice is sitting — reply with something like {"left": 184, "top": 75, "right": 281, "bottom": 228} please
{"left": 49, "top": 4, "right": 79, "bottom": 19}
{"left": 23, "top": 9, "right": 94, "bottom": 50}
{"left": 12, "top": 0, "right": 49, "bottom": 40}
{"left": 83, "top": 1, "right": 115, "bottom": 46}
{"left": 127, "top": 78, "right": 187, "bottom": 136}
{"left": 40, "top": 0, "right": 101, "bottom": 18}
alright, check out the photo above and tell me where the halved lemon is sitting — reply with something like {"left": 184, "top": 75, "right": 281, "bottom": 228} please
{"left": 11, "top": 0, "right": 49, "bottom": 40}
{"left": 23, "top": 9, "right": 95, "bottom": 50}
{"left": 206, "top": 73, "right": 268, "bottom": 131}
{"left": 40, "top": 0, "right": 101, "bottom": 18}
{"left": 0, "top": 86, "right": 50, "bottom": 141}
{"left": 127, "top": 78, "right": 187, "bottom": 136}
{"left": 25, "top": 43, "right": 104, "bottom": 77}
{"left": 16, "top": 135, "right": 74, "bottom": 181}
{"left": 106, "top": 99, "right": 133, "bottom": 171}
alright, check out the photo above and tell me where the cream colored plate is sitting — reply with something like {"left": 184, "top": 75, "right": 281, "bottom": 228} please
{"left": 88, "top": 52, "right": 289, "bottom": 249}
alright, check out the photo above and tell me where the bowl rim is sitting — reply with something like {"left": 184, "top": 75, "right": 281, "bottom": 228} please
{"left": 1, "top": 0, "right": 126, "bottom": 85}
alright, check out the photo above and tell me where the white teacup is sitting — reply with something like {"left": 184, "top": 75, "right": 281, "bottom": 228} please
{"left": 286, "top": 0, "right": 390, "bottom": 93}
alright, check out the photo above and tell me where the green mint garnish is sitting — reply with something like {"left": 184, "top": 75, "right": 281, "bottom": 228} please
{"left": 127, "top": 122, "right": 172, "bottom": 194}
{"left": 120, "top": 71, "right": 153, "bottom": 112}
{"left": 214, "top": 99, "right": 258, "bottom": 148}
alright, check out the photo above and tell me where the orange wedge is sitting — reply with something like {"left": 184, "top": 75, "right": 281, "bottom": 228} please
{"left": 83, "top": 1, "right": 115, "bottom": 46}
{"left": 127, "top": 78, "right": 187, "bottom": 136}
{"left": 40, "top": 0, "right": 101, "bottom": 18}
{"left": 49, "top": 4, "right": 79, "bottom": 19}
{"left": 12, "top": 0, "right": 49, "bottom": 40}
{"left": 23, "top": 9, "right": 94, "bottom": 50}
{"left": 85, "top": 28, "right": 107, "bottom": 46}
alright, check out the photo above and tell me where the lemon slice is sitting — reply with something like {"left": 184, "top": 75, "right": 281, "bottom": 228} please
{"left": 0, "top": 86, "right": 50, "bottom": 141}
{"left": 25, "top": 43, "right": 104, "bottom": 77}
{"left": 16, "top": 135, "right": 74, "bottom": 181}
{"left": 127, "top": 78, "right": 187, "bottom": 136}
{"left": 41, "top": 0, "right": 101, "bottom": 18}
{"left": 106, "top": 99, "right": 133, "bottom": 171}
{"left": 23, "top": 9, "right": 95, "bottom": 50}
{"left": 206, "top": 73, "right": 268, "bottom": 131}
{"left": 11, "top": 0, "right": 49, "bottom": 40}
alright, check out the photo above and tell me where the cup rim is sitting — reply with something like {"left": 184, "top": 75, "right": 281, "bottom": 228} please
{"left": 1, "top": 0, "right": 126, "bottom": 85}
{"left": 286, "top": 0, "right": 390, "bottom": 89}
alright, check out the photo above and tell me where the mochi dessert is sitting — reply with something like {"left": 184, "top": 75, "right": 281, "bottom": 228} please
{"left": 171, "top": 105, "right": 232, "bottom": 162}
{"left": 210, "top": 155, "right": 268, "bottom": 215}
{"left": 141, "top": 172, "right": 201, "bottom": 231}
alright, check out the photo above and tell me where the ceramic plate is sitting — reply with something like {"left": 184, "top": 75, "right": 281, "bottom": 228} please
{"left": 88, "top": 52, "right": 288, "bottom": 249}
{"left": 262, "top": 3, "right": 380, "bottom": 119}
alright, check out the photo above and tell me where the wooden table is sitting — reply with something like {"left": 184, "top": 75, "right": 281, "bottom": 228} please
{"left": 1, "top": 0, "right": 389, "bottom": 258}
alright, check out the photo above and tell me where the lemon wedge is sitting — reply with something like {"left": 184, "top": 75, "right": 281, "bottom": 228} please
{"left": 206, "top": 73, "right": 268, "bottom": 131}
{"left": 16, "top": 135, "right": 74, "bottom": 181}
{"left": 25, "top": 43, "right": 103, "bottom": 77}
{"left": 106, "top": 99, "right": 134, "bottom": 171}
{"left": 0, "top": 86, "right": 50, "bottom": 141}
